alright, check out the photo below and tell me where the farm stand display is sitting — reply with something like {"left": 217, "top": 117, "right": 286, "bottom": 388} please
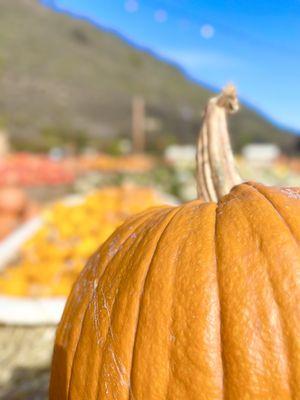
{"left": 0, "top": 186, "right": 167, "bottom": 298}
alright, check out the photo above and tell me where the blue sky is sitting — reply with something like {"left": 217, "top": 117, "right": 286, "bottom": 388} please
{"left": 43, "top": 0, "right": 300, "bottom": 132}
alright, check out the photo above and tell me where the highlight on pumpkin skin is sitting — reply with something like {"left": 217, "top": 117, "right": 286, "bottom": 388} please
{"left": 196, "top": 84, "right": 243, "bottom": 202}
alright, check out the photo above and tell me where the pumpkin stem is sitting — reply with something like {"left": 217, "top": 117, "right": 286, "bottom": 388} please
{"left": 196, "top": 84, "right": 242, "bottom": 202}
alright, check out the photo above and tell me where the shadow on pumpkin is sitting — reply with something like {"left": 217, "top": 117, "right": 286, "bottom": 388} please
{"left": 48, "top": 343, "right": 69, "bottom": 400}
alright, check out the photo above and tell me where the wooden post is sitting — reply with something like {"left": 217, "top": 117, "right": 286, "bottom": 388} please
{"left": 0, "top": 130, "right": 10, "bottom": 158}
{"left": 132, "top": 96, "right": 145, "bottom": 153}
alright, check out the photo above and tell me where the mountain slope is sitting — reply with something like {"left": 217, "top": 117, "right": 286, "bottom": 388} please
{"left": 0, "top": 0, "right": 297, "bottom": 152}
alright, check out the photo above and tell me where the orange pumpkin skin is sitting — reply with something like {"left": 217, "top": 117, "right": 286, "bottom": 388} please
{"left": 50, "top": 181, "right": 300, "bottom": 400}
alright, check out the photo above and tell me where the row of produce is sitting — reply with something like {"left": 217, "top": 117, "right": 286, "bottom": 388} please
{"left": 0, "top": 187, "right": 40, "bottom": 241}
{"left": 0, "top": 185, "right": 166, "bottom": 298}
{"left": 2, "top": 151, "right": 300, "bottom": 190}
{"left": 0, "top": 153, "right": 155, "bottom": 186}
{"left": 1, "top": 150, "right": 300, "bottom": 301}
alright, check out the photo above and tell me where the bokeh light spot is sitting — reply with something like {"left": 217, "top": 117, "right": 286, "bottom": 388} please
{"left": 124, "top": 0, "right": 139, "bottom": 13}
{"left": 200, "top": 24, "right": 215, "bottom": 39}
{"left": 154, "top": 9, "right": 168, "bottom": 23}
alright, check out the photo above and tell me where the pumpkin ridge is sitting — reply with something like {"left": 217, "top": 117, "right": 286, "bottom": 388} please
{"left": 57, "top": 207, "right": 165, "bottom": 355}
{"left": 226, "top": 183, "right": 297, "bottom": 396}
{"left": 63, "top": 214, "right": 149, "bottom": 398}
{"left": 125, "top": 206, "right": 184, "bottom": 400}
{"left": 52, "top": 250, "right": 106, "bottom": 400}
{"left": 79, "top": 207, "right": 173, "bottom": 399}
{"left": 65, "top": 207, "right": 171, "bottom": 400}
{"left": 92, "top": 206, "right": 179, "bottom": 399}
{"left": 165, "top": 202, "right": 220, "bottom": 399}
{"left": 243, "top": 183, "right": 298, "bottom": 397}
{"left": 214, "top": 203, "right": 226, "bottom": 399}
{"left": 245, "top": 182, "right": 299, "bottom": 247}
{"left": 261, "top": 260, "right": 293, "bottom": 398}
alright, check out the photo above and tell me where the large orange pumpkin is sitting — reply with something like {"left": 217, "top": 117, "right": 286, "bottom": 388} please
{"left": 50, "top": 86, "right": 300, "bottom": 399}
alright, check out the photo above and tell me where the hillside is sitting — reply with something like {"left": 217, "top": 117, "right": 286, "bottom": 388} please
{"left": 0, "top": 0, "right": 297, "bottom": 152}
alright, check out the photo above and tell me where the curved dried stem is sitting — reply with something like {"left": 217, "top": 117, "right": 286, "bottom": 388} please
{"left": 196, "top": 85, "right": 242, "bottom": 202}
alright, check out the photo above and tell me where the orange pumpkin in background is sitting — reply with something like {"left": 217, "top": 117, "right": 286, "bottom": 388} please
{"left": 50, "top": 86, "right": 300, "bottom": 399}
{"left": 0, "top": 186, "right": 27, "bottom": 215}
{"left": 0, "top": 186, "right": 39, "bottom": 240}
{"left": 0, "top": 186, "right": 164, "bottom": 297}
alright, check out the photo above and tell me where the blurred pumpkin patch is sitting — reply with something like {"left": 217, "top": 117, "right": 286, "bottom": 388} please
{"left": 78, "top": 153, "right": 155, "bottom": 173}
{"left": 0, "top": 186, "right": 165, "bottom": 297}
{"left": 0, "top": 153, "right": 75, "bottom": 187}
{"left": 0, "top": 186, "right": 40, "bottom": 240}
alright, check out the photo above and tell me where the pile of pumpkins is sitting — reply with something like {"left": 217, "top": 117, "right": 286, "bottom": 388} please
{"left": 78, "top": 153, "right": 155, "bottom": 173}
{"left": 0, "top": 186, "right": 39, "bottom": 241}
{"left": 0, "top": 153, "right": 75, "bottom": 186}
{"left": 0, "top": 186, "right": 165, "bottom": 297}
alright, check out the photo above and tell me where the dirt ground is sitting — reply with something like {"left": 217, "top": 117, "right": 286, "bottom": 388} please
{"left": 0, "top": 326, "right": 55, "bottom": 400}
